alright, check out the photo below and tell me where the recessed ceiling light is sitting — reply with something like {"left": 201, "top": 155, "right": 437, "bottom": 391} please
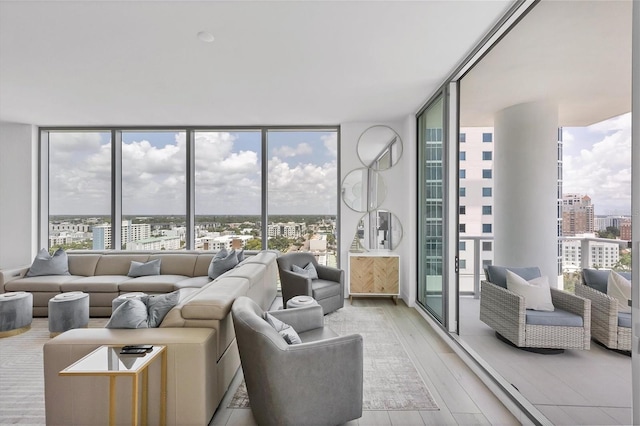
{"left": 197, "top": 31, "right": 215, "bottom": 43}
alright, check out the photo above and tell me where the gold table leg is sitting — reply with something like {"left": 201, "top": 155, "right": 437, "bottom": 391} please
{"left": 132, "top": 373, "right": 139, "bottom": 425}
{"left": 109, "top": 376, "right": 116, "bottom": 426}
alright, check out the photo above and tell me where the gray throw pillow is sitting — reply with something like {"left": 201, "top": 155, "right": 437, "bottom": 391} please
{"left": 208, "top": 248, "right": 239, "bottom": 279}
{"left": 236, "top": 249, "right": 245, "bottom": 263}
{"left": 105, "top": 299, "right": 149, "bottom": 329}
{"left": 127, "top": 259, "right": 161, "bottom": 278}
{"left": 26, "top": 248, "right": 70, "bottom": 277}
{"left": 264, "top": 312, "right": 301, "bottom": 344}
{"left": 292, "top": 262, "right": 318, "bottom": 280}
{"left": 143, "top": 291, "right": 180, "bottom": 328}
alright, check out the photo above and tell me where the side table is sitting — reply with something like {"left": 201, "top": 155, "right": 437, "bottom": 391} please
{"left": 60, "top": 345, "right": 167, "bottom": 426}
{"left": 286, "top": 295, "right": 319, "bottom": 309}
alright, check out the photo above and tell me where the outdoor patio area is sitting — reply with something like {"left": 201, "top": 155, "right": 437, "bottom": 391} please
{"left": 458, "top": 296, "right": 633, "bottom": 425}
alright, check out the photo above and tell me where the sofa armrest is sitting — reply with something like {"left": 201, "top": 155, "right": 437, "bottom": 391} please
{"left": 479, "top": 280, "right": 526, "bottom": 346}
{"left": 0, "top": 265, "right": 29, "bottom": 289}
{"left": 268, "top": 304, "right": 324, "bottom": 333}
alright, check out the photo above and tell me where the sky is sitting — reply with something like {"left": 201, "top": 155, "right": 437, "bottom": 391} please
{"left": 562, "top": 112, "right": 631, "bottom": 216}
{"left": 49, "top": 130, "right": 338, "bottom": 216}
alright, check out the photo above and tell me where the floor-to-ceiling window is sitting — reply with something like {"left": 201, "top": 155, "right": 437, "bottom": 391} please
{"left": 417, "top": 95, "right": 446, "bottom": 322}
{"left": 43, "top": 126, "right": 339, "bottom": 260}
{"left": 48, "top": 131, "right": 112, "bottom": 251}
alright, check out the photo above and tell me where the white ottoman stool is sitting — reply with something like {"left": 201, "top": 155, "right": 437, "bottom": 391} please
{"left": 0, "top": 292, "right": 33, "bottom": 338}
{"left": 286, "top": 295, "right": 319, "bottom": 309}
{"left": 112, "top": 292, "right": 147, "bottom": 312}
{"left": 48, "top": 292, "right": 89, "bottom": 337}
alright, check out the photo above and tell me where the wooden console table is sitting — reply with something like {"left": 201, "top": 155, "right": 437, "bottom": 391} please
{"left": 348, "top": 251, "right": 400, "bottom": 303}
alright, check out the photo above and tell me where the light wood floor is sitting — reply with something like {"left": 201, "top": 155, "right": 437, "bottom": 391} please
{"left": 210, "top": 297, "right": 519, "bottom": 426}
{"left": 458, "top": 296, "right": 633, "bottom": 426}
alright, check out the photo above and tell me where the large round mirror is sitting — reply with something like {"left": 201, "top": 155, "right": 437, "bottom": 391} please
{"left": 341, "top": 168, "right": 386, "bottom": 212}
{"left": 354, "top": 210, "right": 403, "bottom": 251}
{"left": 357, "top": 125, "right": 403, "bottom": 170}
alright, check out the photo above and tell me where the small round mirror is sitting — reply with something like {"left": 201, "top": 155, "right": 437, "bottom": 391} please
{"left": 341, "top": 168, "right": 386, "bottom": 213}
{"left": 354, "top": 210, "right": 403, "bottom": 251}
{"left": 357, "top": 125, "right": 403, "bottom": 171}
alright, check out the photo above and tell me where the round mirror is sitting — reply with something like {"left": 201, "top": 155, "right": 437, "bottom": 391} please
{"left": 357, "top": 125, "right": 403, "bottom": 171}
{"left": 354, "top": 210, "right": 403, "bottom": 251}
{"left": 341, "top": 168, "right": 386, "bottom": 212}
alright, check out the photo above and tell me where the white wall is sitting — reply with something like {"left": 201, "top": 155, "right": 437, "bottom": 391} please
{"left": 340, "top": 117, "right": 415, "bottom": 305}
{"left": 0, "top": 121, "right": 38, "bottom": 269}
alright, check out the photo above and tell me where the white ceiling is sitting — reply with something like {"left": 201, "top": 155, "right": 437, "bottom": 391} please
{"left": 0, "top": 1, "right": 631, "bottom": 129}
{"left": 0, "top": 0, "right": 514, "bottom": 127}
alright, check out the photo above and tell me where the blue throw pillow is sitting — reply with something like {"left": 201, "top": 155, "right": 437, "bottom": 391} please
{"left": 143, "top": 291, "right": 180, "bottom": 327}
{"left": 127, "top": 259, "right": 161, "bottom": 277}
{"left": 26, "top": 248, "right": 70, "bottom": 277}
{"left": 292, "top": 262, "right": 318, "bottom": 280}
{"left": 105, "top": 299, "right": 149, "bottom": 329}
{"left": 208, "top": 248, "right": 239, "bottom": 279}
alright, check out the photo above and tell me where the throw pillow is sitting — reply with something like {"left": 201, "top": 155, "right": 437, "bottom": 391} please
{"left": 607, "top": 271, "right": 631, "bottom": 313}
{"left": 208, "top": 248, "right": 239, "bottom": 279}
{"left": 26, "top": 248, "right": 70, "bottom": 277}
{"left": 127, "top": 259, "right": 161, "bottom": 277}
{"left": 236, "top": 249, "right": 245, "bottom": 263}
{"left": 264, "top": 312, "right": 302, "bottom": 344}
{"left": 105, "top": 299, "right": 149, "bottom": 329}
{"left": 143, "top": 291, "right": 181, "bottom": 328}
{"left": 505, "top": 270, "right": 555, "bottom": 311}
{"left": 291, "top": 262, "right": 318, "bottom": 280}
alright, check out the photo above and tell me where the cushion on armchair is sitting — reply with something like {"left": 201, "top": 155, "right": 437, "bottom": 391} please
{"left": 505, "top": 270, "right": 554, "bottom": 311}
{"left": 582, "top": 268, "right": 631, "bottom": 294}
{"left": 608, "top": 271, "right": 631, "bottom": 313}
{"left": 485, "top": 265, "right": 541, "bottom": 289}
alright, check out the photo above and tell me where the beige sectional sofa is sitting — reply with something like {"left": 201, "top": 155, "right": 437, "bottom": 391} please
{"left": 0, "top": 250, "right": 273, "bottom": 317}
{"left": 24, "top": 249, "right": 279, "bottom": 426}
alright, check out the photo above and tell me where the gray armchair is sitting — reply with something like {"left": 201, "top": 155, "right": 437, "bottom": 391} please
{"left": 575, "top": 269, "right": 631, "bottom": 352}
{"left": 231, "top": 296, "right": 363, "bottom": 426}
{"left": 276, "top": 252, "right": 344, "bottom": 314}
{"left": 480, "top": 266, "right": 591, "bottom": 352}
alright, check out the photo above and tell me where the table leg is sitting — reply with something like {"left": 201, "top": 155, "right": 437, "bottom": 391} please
{"left": 161, "top": 350, "right": 167, "bottom": 426}
{"left": 142, "top": 368, "right": 148, "bottom": 425}
{"left": 132, "top": 374, "right": 139, "bottom": 426}
{"left": 109, "top": 376, "right": 116, "bottom": 426}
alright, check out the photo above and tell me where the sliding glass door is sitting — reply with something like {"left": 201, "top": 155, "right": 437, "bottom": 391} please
{"left": 417, "top": 95, "right": 446, "bottom": 323}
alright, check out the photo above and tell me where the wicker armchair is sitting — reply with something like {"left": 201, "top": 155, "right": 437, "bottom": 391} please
{"left": 480, "top": 266, "right": 591, "bottom": 352}
{"left": 575, "top": 269, "right": 631, "bottom": 352}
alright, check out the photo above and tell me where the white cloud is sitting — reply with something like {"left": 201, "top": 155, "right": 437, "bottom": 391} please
{"left": 272, "top": 142, "right": 313, "bottom": 158}
{"left": 322, "top": 133, "right": 338, "bottom": 158}
{"left": 563, "top": 114, "right": 631, "bottom": 215}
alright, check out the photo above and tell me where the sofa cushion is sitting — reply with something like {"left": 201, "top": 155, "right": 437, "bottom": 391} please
{"left": 486, "top": 265, "right": 541, "bottom": 289}
{"left": 5, "top": 275, "right": 83, "bottom": 292}
{"left": 312, "top": 279, "right": 342, "bottom": 300}
{"left": 95, "top": 254, "right": 150, "bottom": 276}
{"left": 174, "top": 276, "right": 212, "bottom": 289}
{"left": 26, "top": 248, "right": 70, "bottom": 277}
{"left": 67, "top": 254, "right": 101, "bottom": 276}
{"left": 105, "top": 298, "right": 149, "bottom": 329}
{"left": 193, "top": 254, "right": 216, "bottom": 277}
{"left": 118, "top": 275, "right": 189, "bottom": 293}
{"left": 525, "top": 308, "right": 583, "bottom": 327}
{"left": 618, "top": 312, "right": 631, "bottom": 328}
{"left": 60, "top": 275, "right": 130, "bottom": 293}
{"left": 150, "top": 254, "right": 198, "bottom": 276}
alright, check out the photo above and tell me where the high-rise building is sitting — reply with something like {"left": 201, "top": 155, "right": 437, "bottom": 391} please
{"left": 92, "top": 221, "right": 151, "bottom": 250}
{"left": 561, "top": 194, "right": 594, "bottom": 236}
{"left": 620, "top": 219, "right": 632, "bottom": 240}
{"left": 562, "top": 238, "right": 620, "bottom": 270}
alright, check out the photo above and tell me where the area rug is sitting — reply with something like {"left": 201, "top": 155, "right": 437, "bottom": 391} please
{"left": 228, "top": 306, "right": 439, "bottom": 411}
{"left": 0, "top": 318, "right": 107, "bottom": 425}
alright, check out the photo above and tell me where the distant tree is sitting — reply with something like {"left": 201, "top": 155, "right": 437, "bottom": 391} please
{"left": 245, "top": 238, "right": 262, "bottom": 250}
{"left": 268, "top": 236, "right": 294, "bottom": 252}
{"left": 597, "top": 226, "right": 620, "bottom": 239}
{"left": 613, "top": 251, "right": 632, "bottom": 271}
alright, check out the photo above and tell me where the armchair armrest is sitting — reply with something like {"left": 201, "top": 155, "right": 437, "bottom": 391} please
{"left": 479, "top": 280, "right": 526, "bottom": 346}
{"left": 279, "top": 269, "right": 312, "bottom": 301}
{"left": 575, "top": 282, "right": 616, "bottom": 346}
{"left": 316, "top": 264, "right": 343, "bottom": 283}
{"left": 268, "top": 304, "right": 324, "bottom": 333}
{"left": 550, "top": 288, "right": 590, "bottom": 319}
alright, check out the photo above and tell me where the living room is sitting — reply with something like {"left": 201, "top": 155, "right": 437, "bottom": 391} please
{"left": 1, "top": 1, "right": 639, "bottom": 425}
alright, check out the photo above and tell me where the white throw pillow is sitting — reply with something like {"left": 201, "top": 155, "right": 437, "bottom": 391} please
{"left": 607, "top": 270, "right": 631, "bottom": 313}
{"left": 505, "top": 270, "right": 555, "bottom": 311}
